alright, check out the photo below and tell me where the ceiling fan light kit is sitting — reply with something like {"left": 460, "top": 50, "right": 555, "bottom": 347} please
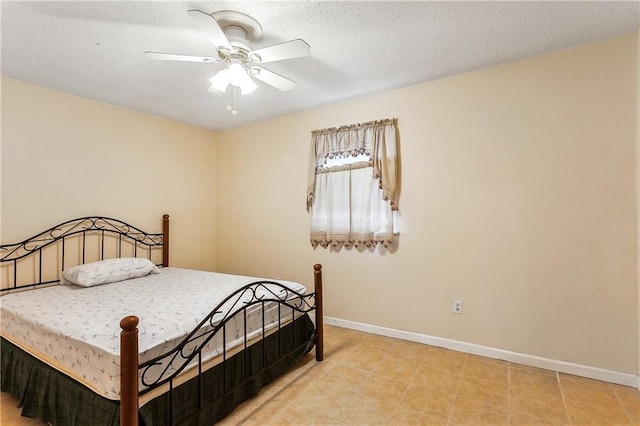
{"left": 209, "top": 61, "right": 257, "bottom": 95}
{"left": 145, "top": 9, "right": 310, "bottom": 114}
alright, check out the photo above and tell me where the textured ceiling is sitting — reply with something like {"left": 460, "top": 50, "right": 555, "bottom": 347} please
{"left": 2, "top": 1, "right": 639, "bottom": 130}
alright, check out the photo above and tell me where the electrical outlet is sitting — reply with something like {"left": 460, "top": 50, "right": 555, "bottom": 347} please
{"left": 453, "top": 300, "right": 463, "bottom": 314}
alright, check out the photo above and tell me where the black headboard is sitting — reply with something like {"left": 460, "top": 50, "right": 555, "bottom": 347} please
{"left": 1, "top": 214, "right": 169, "bottom": 292}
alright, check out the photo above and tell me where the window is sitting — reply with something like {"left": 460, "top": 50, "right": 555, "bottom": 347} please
{"left": 306, "top": 119, "right": 399, "bottom": 248}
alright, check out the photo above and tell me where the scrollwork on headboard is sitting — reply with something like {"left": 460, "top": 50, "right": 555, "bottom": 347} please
{"left": 1, "top": 215, "right": 169, "bottom": 292}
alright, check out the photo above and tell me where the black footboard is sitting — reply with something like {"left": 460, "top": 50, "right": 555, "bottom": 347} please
{"left": 139, "top": 315, "right": 315, "bottom": 426}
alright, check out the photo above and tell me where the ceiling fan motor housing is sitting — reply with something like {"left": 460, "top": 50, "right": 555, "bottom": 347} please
{"left": 212, "top": 11, "right": 264, "bottom": 62}
{"left": 223, "top": 26, "right": 252, "bottom": 52}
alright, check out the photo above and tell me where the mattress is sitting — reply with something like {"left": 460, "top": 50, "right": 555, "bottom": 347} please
{"left": 0, "top": 267, "right": 307, "bottom": 401}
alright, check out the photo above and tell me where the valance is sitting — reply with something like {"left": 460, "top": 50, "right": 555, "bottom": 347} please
{"left": 306, "top": 118, "right": 399, "bottom": 211}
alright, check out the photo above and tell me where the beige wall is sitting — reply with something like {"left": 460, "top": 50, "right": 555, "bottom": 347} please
{"left": 1, "top": 78, "right": 218, "bottom": 271}
{"left": 217, "top": 35, "right": 639, "bottom": 374}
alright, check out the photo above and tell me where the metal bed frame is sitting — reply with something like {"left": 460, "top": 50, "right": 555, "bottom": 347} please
{"left": 1, "top": 214, "right": 324, "bottom": 426}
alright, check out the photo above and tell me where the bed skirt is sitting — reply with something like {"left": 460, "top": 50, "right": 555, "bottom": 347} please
{"left": 1, "top": 314, "right": 315, "bottom": 426}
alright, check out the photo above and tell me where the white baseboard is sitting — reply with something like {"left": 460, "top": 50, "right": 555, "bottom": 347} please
{"left": 325, "top": 317, "right": 640, "bottom": 389}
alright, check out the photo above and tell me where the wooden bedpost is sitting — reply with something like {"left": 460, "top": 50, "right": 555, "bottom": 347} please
{"left": 162, "top": 214, "right": 170, "bottom": 267}
{"left": 120, "top": 315, "right": 139, "bottom": 426}
{"left": 313, "top": 264, "right": 324, "bottom": 361}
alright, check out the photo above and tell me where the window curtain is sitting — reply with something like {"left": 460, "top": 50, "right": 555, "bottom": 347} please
{"left": 307, "top": 118, "right": 399, "bottom": 248}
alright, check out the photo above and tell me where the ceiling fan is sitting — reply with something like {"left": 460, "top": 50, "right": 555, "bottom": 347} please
{"left": 145, "top": 10, "right": 310, "bottom": 96}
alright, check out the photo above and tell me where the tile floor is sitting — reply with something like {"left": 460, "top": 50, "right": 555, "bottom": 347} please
{"left": 1, "top": 325, "right": 639, "bottom": 425}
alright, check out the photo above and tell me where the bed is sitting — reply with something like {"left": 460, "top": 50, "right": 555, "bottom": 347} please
{"left": 0, "top": 215, "right": 324, "bottom": 425}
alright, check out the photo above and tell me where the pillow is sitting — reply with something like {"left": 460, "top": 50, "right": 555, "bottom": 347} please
{"left": 61, "top": 257, "right": 159, "bottom": 287}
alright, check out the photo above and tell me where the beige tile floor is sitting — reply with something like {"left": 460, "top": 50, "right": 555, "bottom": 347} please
{"left": 2, "top": 325, "right": 639, "bottom": 425}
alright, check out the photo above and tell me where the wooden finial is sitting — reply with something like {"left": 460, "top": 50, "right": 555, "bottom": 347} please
{"left": 120, "top": 315, "right": 139, "bottom": 331}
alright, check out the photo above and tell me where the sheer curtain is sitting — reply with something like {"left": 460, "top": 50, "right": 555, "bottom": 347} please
{"left": 307, "top": 119, "right": 399, "bottom": 248}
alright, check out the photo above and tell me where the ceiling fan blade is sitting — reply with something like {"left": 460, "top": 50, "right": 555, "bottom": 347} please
{"left": 144, "top": 51, "right": 220, "bottom": 63}
{"left": 187, "top": 9, "right": 233, "bottom": 51}
{"left": 250, "top": 67, "right": 297, "bottom": 92}
{"left": 249, "top": 39, "right": 310, "bottom": 63}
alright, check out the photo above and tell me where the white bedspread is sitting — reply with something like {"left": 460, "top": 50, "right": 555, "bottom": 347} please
{"left": 0, "top": 267, "right": 307, "bottom": 400}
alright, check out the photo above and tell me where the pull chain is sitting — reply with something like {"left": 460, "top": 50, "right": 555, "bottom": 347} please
{"left": 225, "top": 86, "right": 238, "bottom": 115}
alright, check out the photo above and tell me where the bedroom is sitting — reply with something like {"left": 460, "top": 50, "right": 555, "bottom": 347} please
{"left": 1, "top": 1, "right": 639, "bottom": 425}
